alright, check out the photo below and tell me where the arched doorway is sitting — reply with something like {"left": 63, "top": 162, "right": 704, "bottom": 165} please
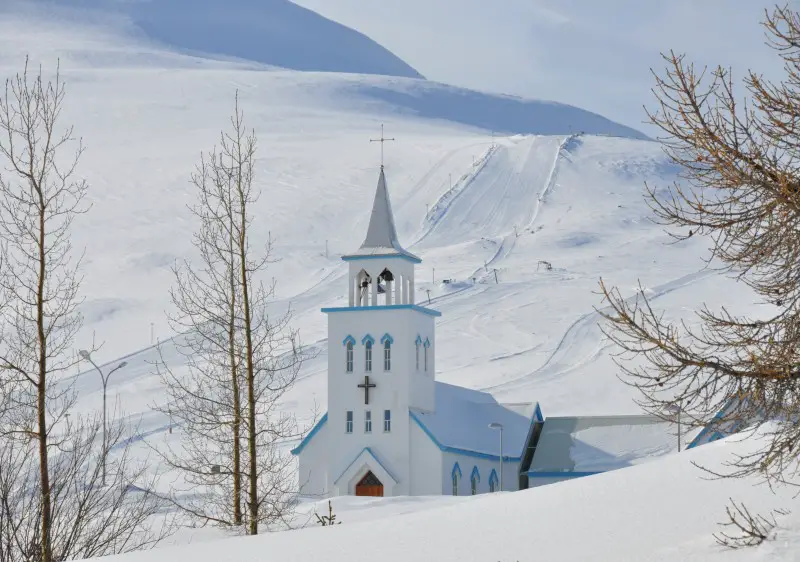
{"left": 355, "top": 471, "right": 383, "bottom": 497}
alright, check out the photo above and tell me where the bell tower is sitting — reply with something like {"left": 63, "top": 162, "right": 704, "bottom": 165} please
{"left": 320, "top": 164, "right": 441, "bottom": 495}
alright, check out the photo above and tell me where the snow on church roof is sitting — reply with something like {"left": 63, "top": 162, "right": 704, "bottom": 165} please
{"left": 411, "top": 382, "right": 535, "bottom": 459}
{"left": 343, "top": 167, "right": 421, "bottom": 262}
{"left": 529, "top": 415, "right": 679, "bottom": 473}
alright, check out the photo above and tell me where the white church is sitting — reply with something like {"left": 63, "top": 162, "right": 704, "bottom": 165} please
{"left": 292, "top": 158, "right": 730, "bottom": 498}
{"left": 292, "top": 165, "right": 541, "bottom": 497}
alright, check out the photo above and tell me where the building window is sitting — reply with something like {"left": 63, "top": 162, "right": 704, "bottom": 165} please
{"left": 365, "top": 341, "right": 373, "bottom": 372}
{"left": 345, "top": 411, "right": 353, "bottom": 434}
{"left": 365, "top": 410, "right": 372, "bottom": 433}
{"left": 383, "top": 410, "right": 391, "bottom": 432}
{"left": 471, "top": 467, "right": 480, "bottom": 495}
{"left": 424, "top": 345, "right": 429, "bottom": 372}
{"left": 345, "top": 341, "right": 353, "bottom": 373}
{"left": 451, "top": 464, "right": 461, "bottom": 496}
{"left": 384, "top": 340, "right": 391, "bottom": 371}
{"left": 489, "top": 470, "right": 498, "bottom": 493}
{"left": 415, "top": 341, "right": 420, "bottom": 371}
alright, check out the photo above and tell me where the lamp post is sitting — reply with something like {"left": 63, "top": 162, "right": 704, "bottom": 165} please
{"left": 665, "top": 403, "right": 681, "bottom": 452}
{"left": 488, "top": 422, "right": 504, "bottom": 491}
{"left": 79, "top": 350, "right": 127, "bottom": 486}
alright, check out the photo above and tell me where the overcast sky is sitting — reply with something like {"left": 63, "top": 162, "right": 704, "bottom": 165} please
{"left": 293, "top": 0, "right": 788, "bottom": 133}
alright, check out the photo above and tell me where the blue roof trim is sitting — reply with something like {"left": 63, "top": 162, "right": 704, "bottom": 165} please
{"left": 333, "top": 447, "right": 398, "bottom": 485}
{"left": 534, "top": 403, "right": 544, "bottom": 423}
{"left": 290, "top": 413, "right": 327, "bottom": 455}
{"left": 452, "top": 462, "right": 462, "bottom": 478}
{"left": 342, "top": 335, "right": 356, "bottom": 346}
{"left": 321, "top": 304, "right": 442, "bottom": 317}
{"left": 526, "top": 471, "right": 602, "bottom": 478}
{"left": 415, "top": 335, "right": 423, "bottom": 346}
{"left": 380, "top": 333, "right": 394, "bottom": 345}
{"left": 342, "top": 254, "right": 422, "bottom": 264}
{"left": 362, "top": 334, "right": 375, "bottom": 345}
{"left": 471, "top": 465, "right": 480, "bottom": 483}
{"left": 410, "top": 411, "right": 522, "bottom": 462}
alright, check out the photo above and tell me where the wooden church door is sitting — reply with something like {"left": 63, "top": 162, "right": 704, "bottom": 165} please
{"left": 355, "top": 471, "right": 383, "bottom": 497}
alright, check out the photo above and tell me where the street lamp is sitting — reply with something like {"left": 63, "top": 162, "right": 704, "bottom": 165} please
{"left": 79, "top": 350, "right": 127, "bottom": 486}
{"left": 665, "top": 403, "right": 681, "bottom": 452}
{"left": 488, "top": 422, "right": 504, "bottom": 491}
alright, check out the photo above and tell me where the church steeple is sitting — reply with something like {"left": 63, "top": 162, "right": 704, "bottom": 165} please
{"left": 344, "top": 167, "right": 420, "bottom": 262}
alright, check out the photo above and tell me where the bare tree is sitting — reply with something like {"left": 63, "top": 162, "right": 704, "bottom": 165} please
{"left": 0, "top": 59, "right": 170, "bottom": 561}
{"left": 155, "top": 94, "right": 311, "bottom": 535}
{"left": 713, "top": 498, "right": 790, "bottom": 549}
{"left": 598, "top": 5, "right": 800, "bottom": 485}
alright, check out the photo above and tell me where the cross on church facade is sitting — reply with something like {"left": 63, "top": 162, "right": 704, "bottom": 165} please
{"left": 357, "top": 375, "right": 376, "bottom": 405}
{"left": 370, "top": 124, "right": 395, "bottom": 168}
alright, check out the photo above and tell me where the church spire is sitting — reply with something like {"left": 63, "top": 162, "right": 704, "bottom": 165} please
{"left": 343, "top": 167, "right": 420, "bottom": 262}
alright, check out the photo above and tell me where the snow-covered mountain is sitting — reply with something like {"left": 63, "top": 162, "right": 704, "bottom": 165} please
{"left": 1, "top": 2, "right": 785, "bottom": 560}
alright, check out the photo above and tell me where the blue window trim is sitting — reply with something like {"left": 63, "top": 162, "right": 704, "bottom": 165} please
{"left": 415, "top": 335, "right": 423, "bottom": 346}
{"left": 526, "top": 471, "right": 602, "bottom": 478}
{"left": 380, "top": 333, "right": 394, "bottom": 345}
{"left": 361, "top": 334, "right": 375, "bottom": 345}
{"left": 410, "top": 411, "right": 522, "bottom": 462}
{"left": 341, "top": 253, "right": 422, "bottom": 264}
{"left": 489, "top": 469, "right": 499, "bottom": 487}
{"left": 342, "top": 335, "right": 356, "bottom": 346}
{"left": 471, "top": 465, "right": 480, "bottom": 484}
{"left": 423, "top": 337, "right": 431, "bottom": 348}
{"left": 290, "top": 413, "right": 327, "bottom": 455}
{"left": 452, "top": 462, "right": 462, "bottom": 479}
{"left": 322, "top": 304, "right": 442, "bottom": 318}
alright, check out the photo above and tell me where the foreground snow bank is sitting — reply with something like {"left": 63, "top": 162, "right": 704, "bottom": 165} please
{"left": 97, "top": 430, "right": 799, "bottom": 562}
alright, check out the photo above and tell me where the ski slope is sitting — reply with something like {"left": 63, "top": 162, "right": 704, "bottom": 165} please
{"left": 1, "top": 4, "right": 786, "bottom": 560}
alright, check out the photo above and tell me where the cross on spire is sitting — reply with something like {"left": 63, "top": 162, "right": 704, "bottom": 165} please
{"left": 357, "top": 375, "right": 376, "bottom": 405}
{"left": 370, "top": 124, "right": 395, "bottom": 168}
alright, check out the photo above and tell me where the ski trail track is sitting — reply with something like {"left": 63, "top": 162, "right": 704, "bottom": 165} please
{"left": 481, "top": 268, "right": 719, "bottom": 396}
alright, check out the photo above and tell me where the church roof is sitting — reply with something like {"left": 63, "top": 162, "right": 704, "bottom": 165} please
{"left": 343, "top": 167, "right": 421, "bottom": 263}
{"left": 411, "top": 383, "right": 535, "bottom": 460}
{"left": 528, "top": 415, "right": 681, "bottom": 474}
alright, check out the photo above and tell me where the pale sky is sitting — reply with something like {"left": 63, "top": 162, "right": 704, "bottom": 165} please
{"left": 293, "top": 0, "right": 788, "bottom": 133}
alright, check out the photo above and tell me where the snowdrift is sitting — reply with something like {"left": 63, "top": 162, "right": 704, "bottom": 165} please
{"left": 96, "top": 431, "right": 800, "bottom": 562}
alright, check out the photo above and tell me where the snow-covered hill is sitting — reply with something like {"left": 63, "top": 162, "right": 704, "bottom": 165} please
{"left": 16, "top": 0, "right": 423, "bottom": 78}
{"left": 97, "top": 429, "right": 800, "bottom": 562}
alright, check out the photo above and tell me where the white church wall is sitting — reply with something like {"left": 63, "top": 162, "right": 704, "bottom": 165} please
{"left": 441, "top": 451, "right": 521, "bottom": 495}
{"left": 327, "top": 306, "right": 435, "bottom": 496}
{"left": 297, "top": 421, "right": 330, "bottom": 499}
{"left": 408, "top": 414, "right": 443, "bottom": 495}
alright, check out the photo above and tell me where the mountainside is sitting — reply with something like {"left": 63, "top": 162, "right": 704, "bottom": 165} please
{"left": 14, "top": 0, "right": 424, "bottom": 78}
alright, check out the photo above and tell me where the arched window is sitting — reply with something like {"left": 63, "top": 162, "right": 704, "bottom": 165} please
{"left": 345, "top": 341, "right": 354, "bottom": 372}
{"left": 451, "top": 463, "right": 462, "bottom": 496}
{"left": 424, "top": 338, "right": 431, "bottom": 372}
{"left": 381, "top": 333, "right": 393, "bottom": 372}
{"left": 471, "top": 467, "right": 480, "bottom": 495}
{"left": 489, "top": 469, "right": 499, "bottom": 493}
{"left": 365, "top": 341, "right": 372, "bottom": 372}
{"left": 415, "top": 335, "right": 422, "bottom": 371}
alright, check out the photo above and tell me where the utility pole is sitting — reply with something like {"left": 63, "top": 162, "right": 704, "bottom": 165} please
{"left": 325, "top": 239, "right": 329, "bottom": 259}
{"left": 150, "top": 322, "right": 154, "bottom": 345}
{"left": 493, "top": 269, "right": 499, "bottom": 284}
{"left": 426, "top": 289, "right": 431, "bottom": 304}
{"left": 432, "top": 267, "right": 435, "bottom": 285}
